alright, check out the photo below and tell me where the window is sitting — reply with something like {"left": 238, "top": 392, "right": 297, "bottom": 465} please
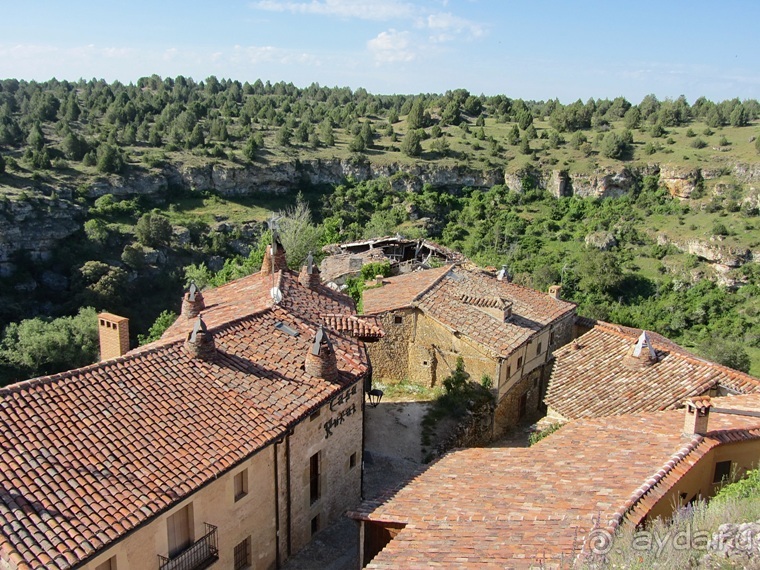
{"left": 537, "top": 341, "right": 542, "bottom": 355}
{"left": 517, "top": 356, "right": 523, "bottom": 369}
{"left": 550, "top": 331, "right": 555, "bottom": 346}
{"left": 713, "top": 461, "right": 732, "bottom": 484}
{"left": 310, "top": 452, "right": 320, "bottom": 504}
{"left": 394, "top": 315, "right": 403, "bottom": 324}
{"left": 311, "top": 514, "right": 320, "bottom": 536}
{"left": 167, "top": 504, "right": 193, "bottom": 558}
{"left": 506, "top": 365, "right": 511, "bottom": 378}
{"left": 95, "top": 557, "right": 116, "bottom": 570}
{"left": 518, "top": 393, "right": 527, "bottom": 419}
{"left": 234, "top": 537, "right": 251, "bottom": 570}
{"left": 234, "top": 469, "right": 248, "bottom": 501}
{"left": 349, "top": 452, "right": 357, "bottom": 470}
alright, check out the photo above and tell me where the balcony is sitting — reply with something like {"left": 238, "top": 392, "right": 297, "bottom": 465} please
{"left": 158, "top": 523, "right": 219, "bottom": 570}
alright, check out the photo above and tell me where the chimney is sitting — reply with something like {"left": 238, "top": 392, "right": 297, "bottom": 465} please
{"left": 298, "top": 252, "right": 321, "bottom": 289}
{"left": 98, "top": 313, "right": 130, "bottom": 360}
{"left": 181, "top": 282, "right": 205, "bottom": 319}
{"left": 548, "top": 285, "right": 562, "bottom": 300}
{"left": 497, "top": 265, "right": 509, "bottom": 282}
{"left": 261, "top": 232, "right": 288, "bottom": 275}
{"left": 683, "top": 396, "right": 711, "bottom": 436}
{"left": 305, "top": 326, "right": 338, "bottom": 382}
{"left": 184, "top": 315, "right": 216, "bottom": 361}
{"left": 623, "top": 331, "right": 658, "bottom": 368}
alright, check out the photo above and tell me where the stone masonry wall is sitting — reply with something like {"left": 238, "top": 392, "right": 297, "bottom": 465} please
{"left": 287, "top": 382, "right": 363, "bottom": 556}
{"left": 366, "top": 309, "right": 416, "bottom": 383}
{"left": 409, "top": 313, "right": 498, "bottom": 388}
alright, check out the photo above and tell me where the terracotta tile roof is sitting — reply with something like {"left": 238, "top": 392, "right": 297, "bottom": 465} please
{"left": 349, "top": 393, "right": 760, "bottom": 568}
{"left": 0, "top": 270, "right": 369, "bottom": 570}
{"left": 365, "top": 266, "right": 576, "bottom": 357}
{"left": 545, "top": 322, "right": 760, "bottom": 421}
{"left": 321, "top": 314, "right": 384, "bottom": 340}
{"left": 361, "top": 265, "right": 452, "bottom": 315}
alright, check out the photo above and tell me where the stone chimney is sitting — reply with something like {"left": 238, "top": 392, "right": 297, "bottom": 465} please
{"left": 683, "top": 396, "right": 711, "bottom": 436}
{"left": 298, "top": 252, "right": 321, "bottom": 289}
{"left": 305, "top": 326, "right": 338, "bottom": 382}
{"left": 98, "top": 313, "right": 130, "bottom": 361}
{"left": 181, "top": 282, "right": 205, "bottom": 319}
{"left": 623, "top": 331, "right": 658, "bottom": 368}
{"left": 184, "top": 315, "right": 216, "bottom": 361}
{"left": 261, "top": 233, "right": 288, "bottom": 275}
{"left": 548, "top": 285, "right": 562, "bottom": 300}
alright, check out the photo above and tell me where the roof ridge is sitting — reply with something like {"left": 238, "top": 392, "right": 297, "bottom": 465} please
{"left": 410, "top": 264, "right": 455, "bottom": 304}
{"left": 0, "top": 337, "right": 187, "bottom": 396}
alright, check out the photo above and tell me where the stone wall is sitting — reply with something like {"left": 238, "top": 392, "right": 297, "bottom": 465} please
{"left": 409, "top": 313, "right": 498, "bottom": 388}
{"left": 366, "top": 309, "right": 417, "bottom": 382}
{"left": 493, "top": 364, "right": 549, "bottom": 438}
{"left": 287, "top": 383, "right": 363, "bottom": 555}
{"left": 432, "top": 397, "right": 495, "bottom": 458}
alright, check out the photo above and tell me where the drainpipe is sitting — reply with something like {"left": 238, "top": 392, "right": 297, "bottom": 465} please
{"left": 274, "top": 442, "right": 281, "bottom": 568}
{"left": 286, "top": 431, "right": 292, "bottom": 558}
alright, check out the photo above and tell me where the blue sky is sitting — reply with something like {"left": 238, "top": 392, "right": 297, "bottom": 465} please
{"left": 1, "top": 0, "right": 758, "bottom": 103}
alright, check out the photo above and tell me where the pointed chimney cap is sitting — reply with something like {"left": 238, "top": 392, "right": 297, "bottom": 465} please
{"left": 190, "top": 315, "right": 208, "bottom": 342}
{"left": 311, "top": 326, "right": 331, "bottom": 356}
{"left": 632, "top": 331, "right": 657, "bottom": 361}
{"left": 188, "top": 282, "right": 199, "bottom": 302}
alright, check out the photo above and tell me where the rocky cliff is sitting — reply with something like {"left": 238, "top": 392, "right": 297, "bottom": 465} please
{"left": 3, "top": 157, "right": 759, "bottom": 278}
{"left": 0, "top": 194, "right": 82, "bottom": 277}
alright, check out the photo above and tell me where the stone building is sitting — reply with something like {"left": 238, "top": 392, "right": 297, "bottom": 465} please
{"left": 319, "top": 236, "right": 464, "bottom": 286}
{"left": 0, "top": 242, "right": 382, "bottom": 570}
{"left": 362, "top": 265, "right": 576, "bottom": 436}
{"left": 545, "top": 319, "right": 760, "bottom": 423}
{"left": 350, "top": 393, "right": 760, "bottom": 568}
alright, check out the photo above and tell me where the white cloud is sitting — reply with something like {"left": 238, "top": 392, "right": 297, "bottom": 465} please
{"left": 252, "top": 0, "right": 416, "bottom": 21}
{"left": 367, "top": 29, "right": 415, "bottom": 64}
{"left": 425, "top": 11, "right": 485, "bottom": 38}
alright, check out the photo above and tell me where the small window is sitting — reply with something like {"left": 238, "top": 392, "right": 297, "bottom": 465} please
{"left": 311, "top": 514, "right": 320, "bottom": 536}
{"left": 506, "top": 365, "right": 511, "bottom": 378}
{"left": 394, "top": 315, "right": 403, "bottom": 324}
{"left": 533, "top": 377, "right": 539, "bottom": 389}
{"left": 310, "top": 453, "right": 320, "bottom": 504}
{"left": 349, "top": 452, "right": 357, "bottom": 469}
{"left": 234, "top": 469, "right": 248, "bottom": 501}
{"left": 537, "top": 341, "right": 542, "bottom": 355}
{"left": 422, "top": 360, "right": 428, "bottom": 366}
{"left": 713, "top": 461, "right": 732, "bottom": 484}
{"left": 234, "top": 537, "right": 251, "bottom": 570}
{"left": 550, "top": 331, "right": 555, "bottom": 345}
{"left": 95, "top": 557, "right": 116, "bottom": 570}
{"left": 517, "top": 356, "right": 523, "bottom": 369}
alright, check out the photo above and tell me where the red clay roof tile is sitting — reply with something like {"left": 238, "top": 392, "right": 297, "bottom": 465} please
{"left": 0, "top": 270, "right": 369, "bottom": 570}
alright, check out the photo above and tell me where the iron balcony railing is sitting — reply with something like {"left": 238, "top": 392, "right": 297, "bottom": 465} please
{"left": 158, "top": 523, "right": 219, "bottom": 570}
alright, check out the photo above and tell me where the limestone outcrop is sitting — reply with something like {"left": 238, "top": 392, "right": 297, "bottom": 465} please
{"left": 0, "top": 194, "right": 82, "bottom": 277}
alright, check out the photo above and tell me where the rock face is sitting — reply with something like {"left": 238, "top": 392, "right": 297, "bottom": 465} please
{"left": 660, "top": 166, "right": 701, "bottom": 199}
{"left": 675, "top": 238, "right": 751, "bottom": 268}
{"left": 159, "top": 158, "right": 504, "bottom": 197}
{"left": 569, "top": 168, "right": 637, "bottom": 198}
{"left": 585, "top": 231, "right": 617, "bottom": 251}
{"left": 0, "top": 195, "right": 82, "bottom": 277}
{"left": 703, "top": 520, "right": 760, "bottom": 566}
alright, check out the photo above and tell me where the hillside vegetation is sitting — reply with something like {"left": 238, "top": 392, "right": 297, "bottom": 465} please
{"left": 0, "top": 77, "right": 759, "bottom": 383}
